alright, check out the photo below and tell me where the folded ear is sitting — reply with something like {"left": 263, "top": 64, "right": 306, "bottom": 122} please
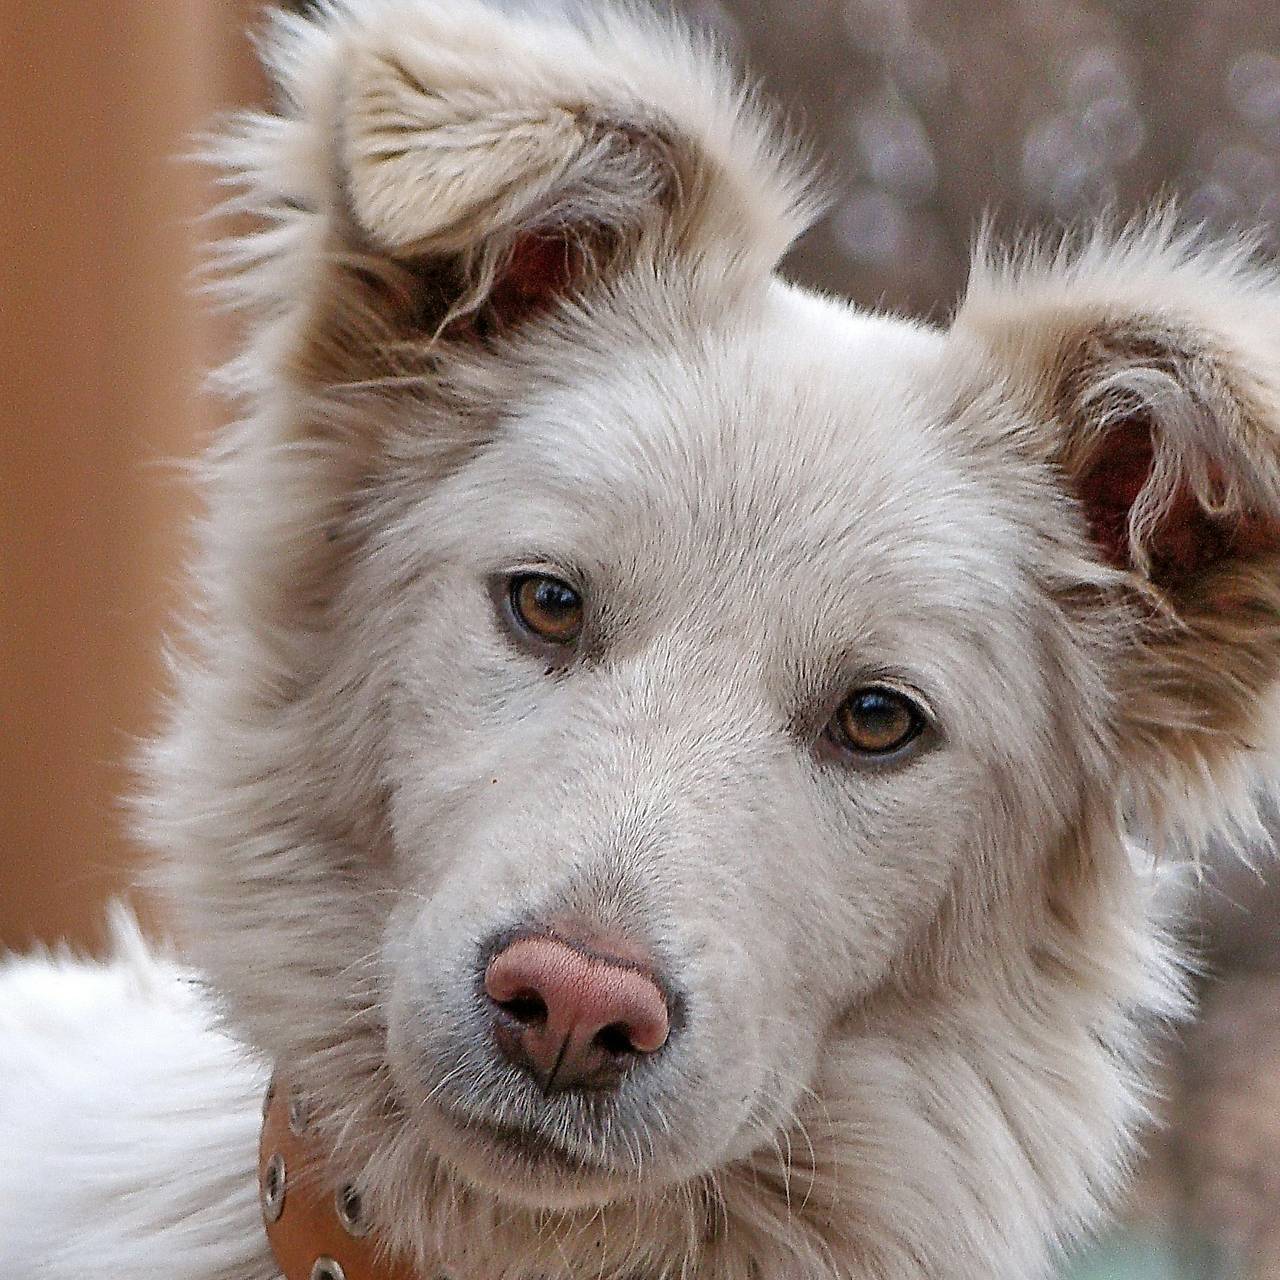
{"left": 955, "top": 223, "right": 1280, "bottom": 836}
{"left": 216, "top": 0, "right": 815, "bottom": 374}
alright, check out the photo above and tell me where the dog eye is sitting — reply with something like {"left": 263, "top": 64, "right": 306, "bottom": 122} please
{"left": 829, "top": 687, "right": 925, "bottom": 758}
{"left": 509, "top": 574, "right": 584, "bottom": 646}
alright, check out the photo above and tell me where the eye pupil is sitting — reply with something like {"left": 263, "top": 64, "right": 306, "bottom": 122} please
{"left": 533, "top": 580, "right": 575, "bottom": 614}
{"left": 510, "top": 574, "right": 584, "bottom": 645}
{"left": 833, "top": 687, "right": 924, "bottom": 757}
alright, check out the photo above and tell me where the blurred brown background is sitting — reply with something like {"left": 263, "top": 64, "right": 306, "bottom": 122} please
{"left": 2, "top": 2, "right": 1279, "bottom": 1275}
{"left": 1, "top": 2, "right": 267, "bottom": 951}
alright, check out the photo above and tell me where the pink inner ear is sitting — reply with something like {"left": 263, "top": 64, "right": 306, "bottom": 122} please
{"left": 1079, "top": 416, "right": 1278, "bottom": 579}
{"left": 487, "top": 233, "right": 581, "bottom": 327}
{"left": 1078, "top": 417, "right": 1156, "bottom": 570}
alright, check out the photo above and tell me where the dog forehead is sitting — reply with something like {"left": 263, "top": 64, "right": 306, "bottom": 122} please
{"left": 469, "top": 284, "right": 1016, "bottom": 597}
{"left": 415, "top": 285, "right": 1062, "bottom": 739}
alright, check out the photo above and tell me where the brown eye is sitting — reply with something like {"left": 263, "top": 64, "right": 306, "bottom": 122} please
{"left": 831, "top": 687, "right": 925, "bottom": 757}
{"left": 509, "top": 574, "right": 584, "bottom": 646}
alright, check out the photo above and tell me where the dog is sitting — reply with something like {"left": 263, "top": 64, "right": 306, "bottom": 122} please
{"left": 4, "top": 1, "right": 1280, "bottom": 1277}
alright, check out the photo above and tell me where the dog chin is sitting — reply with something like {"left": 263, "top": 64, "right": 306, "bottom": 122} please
{"left": 423, "top": 1100, "right": 645, "bottom": 1210}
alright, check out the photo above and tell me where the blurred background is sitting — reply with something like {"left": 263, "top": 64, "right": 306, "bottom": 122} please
{"left": 2, "top": 1, "right": 1279, "bottom": 1276}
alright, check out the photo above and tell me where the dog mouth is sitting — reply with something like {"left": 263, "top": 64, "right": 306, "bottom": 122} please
{"left": 448, "top": 1110, "right": 610, "bottom": 1172}
{"left": 426, "top": 1097, "right": 622, "bottom": 1195}
{"left": 421, "top": 1098, "right": 651, "bottom": 1210}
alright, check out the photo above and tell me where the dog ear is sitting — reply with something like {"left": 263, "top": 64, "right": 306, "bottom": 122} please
{"left": 221, "top": 0, "right": 815, "bottom": 376}
{"left": 956, "top": 224, "right": 1280, "bottom": 834}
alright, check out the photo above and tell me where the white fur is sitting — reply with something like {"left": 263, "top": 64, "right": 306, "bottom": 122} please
{"left": 5, "top": 2, "right": 1280, "bottom": 1278}
{"left": 0, "top": 909, "right": 272, "bottom": 1278}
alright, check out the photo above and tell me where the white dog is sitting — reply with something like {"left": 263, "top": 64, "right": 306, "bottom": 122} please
{"left": 4, "top": 2, "right": 1280, "bottom": 1278}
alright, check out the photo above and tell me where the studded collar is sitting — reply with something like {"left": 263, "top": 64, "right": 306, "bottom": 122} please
{"left": 259, "top": 1078, "right": 419, "bottom": 1280}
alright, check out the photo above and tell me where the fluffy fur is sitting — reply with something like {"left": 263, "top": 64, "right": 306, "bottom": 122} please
{"left": 4, "top": 2, "right": 1280, "bottom": 1277}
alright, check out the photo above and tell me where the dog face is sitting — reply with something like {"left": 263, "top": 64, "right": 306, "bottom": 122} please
{"left": 144, "top": 2, "right": 1280, "bottom": 1275}
{"left": 372, "top": 294, "right": 1079, "bottom": 1205}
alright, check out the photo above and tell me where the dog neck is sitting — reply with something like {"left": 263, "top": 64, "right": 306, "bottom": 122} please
{"left": 259, "top": 1077, "right": 420, "bottom": 1280}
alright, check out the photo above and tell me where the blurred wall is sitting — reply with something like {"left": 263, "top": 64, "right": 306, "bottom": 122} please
{"left": 0, "top": 3, "right": 261, "bottom": 950}
{"left": 695, "top": 0, "right": 1280, "bottom": 316}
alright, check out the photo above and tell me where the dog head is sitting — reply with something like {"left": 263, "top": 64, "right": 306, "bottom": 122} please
{"left": 143, "top": 2, "right": 1280, "bottom": 1275}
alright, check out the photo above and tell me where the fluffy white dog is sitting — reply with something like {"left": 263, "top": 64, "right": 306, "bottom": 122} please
{"left": 4, "top": 2, "right": 1280, "bottom": 1278}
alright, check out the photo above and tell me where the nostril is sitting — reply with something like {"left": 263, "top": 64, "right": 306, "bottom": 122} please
{"left": 592, "top": 1022, "right": 637, "bottom": 1057}
{"left": 496, "top": 989, "right": 548, "bottom": 1028}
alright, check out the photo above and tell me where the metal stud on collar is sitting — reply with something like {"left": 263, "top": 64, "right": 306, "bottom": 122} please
{"left": 336, "top": 1182, "right": 370, "bottom": 1238}
{"left": 262, "top": 1152, "right": 287, "bottom": 1223}
{"left": 310, "top": 1259, "right": 347, "bottom": 1280}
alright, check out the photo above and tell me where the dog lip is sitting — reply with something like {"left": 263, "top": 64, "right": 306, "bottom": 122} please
{"left": 443, "top": 1107, "right": 612, "bottom": 1173}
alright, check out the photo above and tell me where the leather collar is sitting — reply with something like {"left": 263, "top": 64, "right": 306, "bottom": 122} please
{"left": 259, "top": 1078, "right": 418, "bottom": 1280}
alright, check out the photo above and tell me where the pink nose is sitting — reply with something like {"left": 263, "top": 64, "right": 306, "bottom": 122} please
{"left": 483, "top": 935, "right": 670, "bottom": 1094}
